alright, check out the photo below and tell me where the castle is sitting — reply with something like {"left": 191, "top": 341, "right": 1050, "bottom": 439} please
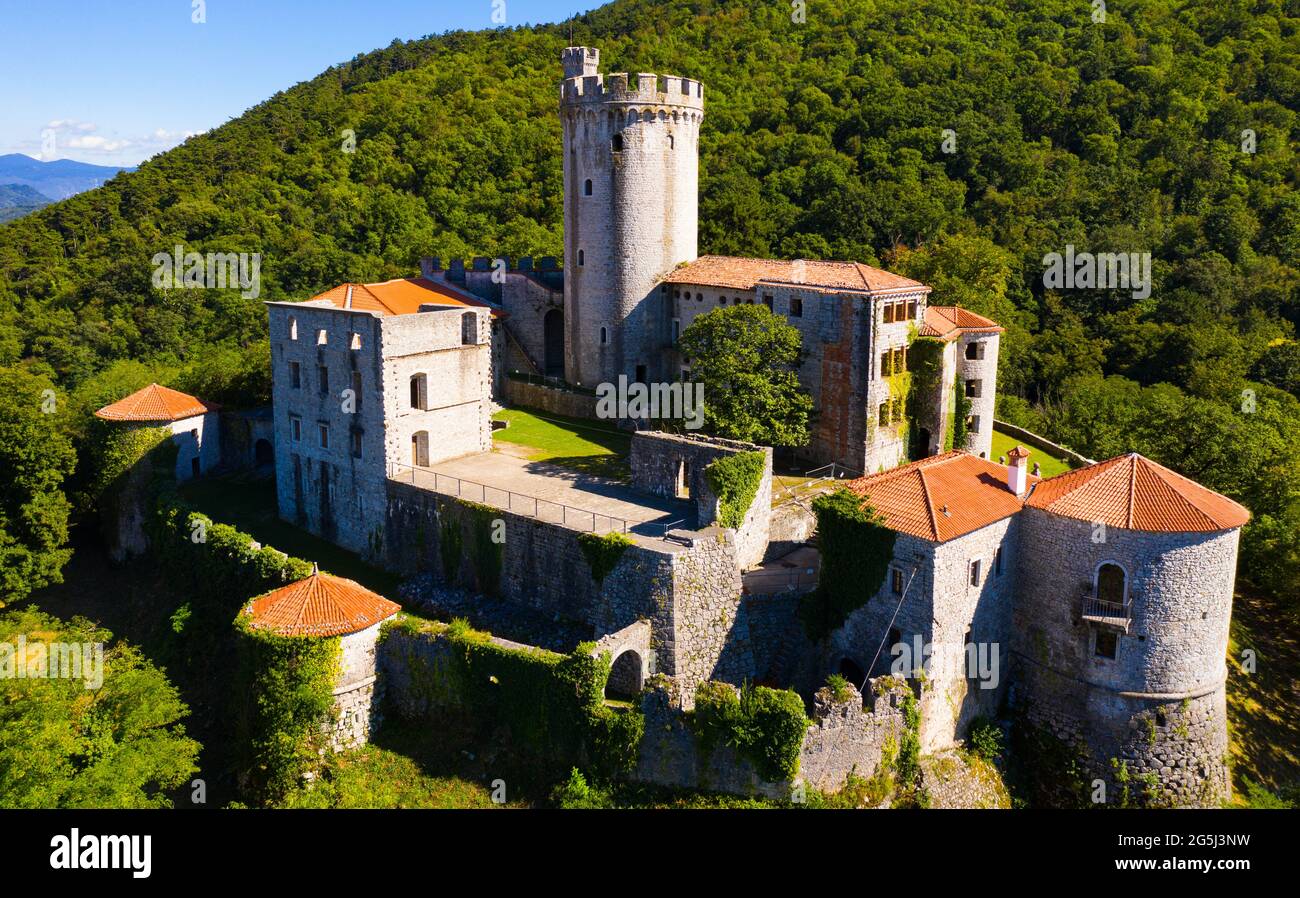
{"left": 254, "top": 48, "right": 1247, "bottom": 806}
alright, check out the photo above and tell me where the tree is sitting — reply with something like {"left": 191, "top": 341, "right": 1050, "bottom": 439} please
{"left": 0, "top": 608, "right": 200, "bottom": 807}
{"left": 0, "top": 368, "right": 76, "bottom": 606}
{"left": 677, "top": 304, "right": 813, "bottom": 446}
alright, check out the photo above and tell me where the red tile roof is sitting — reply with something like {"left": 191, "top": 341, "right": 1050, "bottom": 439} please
{"left": 1025, "top": 453, "right": 1250, "bottom": 533}
{"left": 663, "top": 255, "right": 928, "bottom": 294}
{"left": 94, "top": 383, "right": 217, "bottom": 423}
{"left": 243, "top": 568, "right": 402, "bottom": 638}
{"left": 919, "top": 306, "right": 1004, "bottom": 340}
{"left": 308, "top": 277, "right": 503, "bottom": 318}
{"left": 844, "top": 451, "right": 1035, "bottom": 542}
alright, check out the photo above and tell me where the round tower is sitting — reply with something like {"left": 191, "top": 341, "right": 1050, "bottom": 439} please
{"left": 1011, "top": 454, "right": 1250, "bottom": 807}
{"left": 559, "top": 46, "right": 704, "bottom": 388}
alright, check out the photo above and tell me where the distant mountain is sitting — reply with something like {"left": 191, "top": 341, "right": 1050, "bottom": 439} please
{"left": 0, "top": 154, "right": 133, "bottom": 201}
{"left": 0, "top": 183, "right": 52, "bottom": 223}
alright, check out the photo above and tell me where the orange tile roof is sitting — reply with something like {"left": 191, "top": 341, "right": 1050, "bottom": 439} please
{"left": 1025, "top": 454, "right": 1250, "bottom": 533}
{"left": 94, "top": 383, "right": 217, "bottom": 423}
{"left": 919, "top": 306, "right": 1004, "bottom": 340}
{"left": 243, "top": 568, "right": 402, "bottom": 638}
{"left": 308, "top": 277, "right": 503, "bottom": 318}
{"left": 663, "top": 255, "right": 928, "bottom": 294}
{"left": 844, "top": 451, "right": 1036, "bottom": 542}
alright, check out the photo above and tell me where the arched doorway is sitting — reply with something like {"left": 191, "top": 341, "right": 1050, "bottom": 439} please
{"left": 838, "top": 657, "right": 866, "bottom": 689}
{"left": 543, "top": 308, "right": 564, "bottom": 378}
{"left": 254, "top": 438, "right": 273, "bottom": 468}
{"left": 605, "top": 650, "right": 644, "bottom": 701}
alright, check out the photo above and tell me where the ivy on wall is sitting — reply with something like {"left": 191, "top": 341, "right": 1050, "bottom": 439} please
{"left": 380, "top": 619, "right": 644, "bottom": 780}
{"left": 577, "top": 531, "right": 633, "bottom": 584}
{"left": 691, "top": 681, "right": 809, "bottom": 782}
{"left": 704, "top": 450, "right": 766, "bottom": 530}
{"left": 904, "top": 336, "right": 946, "bottom": 460}
{"left": 464, "top": 502, "right": 503, "bottom": 596}
{"left": 799, "top": 488, "right": 897, "bottom": 641}
{"left": 952, "top": 373, "right": 972, "bottom": 451}
{"left": 234, "top": 616, "right": 341, "bottom": 805}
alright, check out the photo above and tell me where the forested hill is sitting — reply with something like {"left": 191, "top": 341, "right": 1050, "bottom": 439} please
{"left": 0, "top": 0, "right": 1297, "bottom": 594}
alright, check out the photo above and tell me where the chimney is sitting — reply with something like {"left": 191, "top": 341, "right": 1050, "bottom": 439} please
{"left": 1007, "top": 445, "right": 1031, "bottom": 497}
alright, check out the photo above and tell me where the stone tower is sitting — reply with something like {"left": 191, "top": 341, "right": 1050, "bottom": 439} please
{"left": 559, "top": 46, "right": 704, "bottom": 387}
{"left": 1011, "top": 454, "right": 1250, "bottom": 807}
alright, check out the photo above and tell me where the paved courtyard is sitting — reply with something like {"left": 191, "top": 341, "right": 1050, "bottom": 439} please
{"left": 391, "top": 450, "right": 695, "bottom": 538}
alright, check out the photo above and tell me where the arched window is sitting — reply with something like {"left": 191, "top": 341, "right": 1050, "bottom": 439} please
{"left": 461, "top": 311, "right": 477, "bottom": 346}
{"left": 409, "top": 373, "right": 427, "bottom": 410}
{"left": 577, "top": 249, "right": 585, "bottom": 267}
{"left": 1096, "top": 562, "right": 1127, "bottom": 609}
{"left": 611, "top": 133, "right": 623, "bottom": 153}
{"left": 583, "top": 179, "right": 592, "bottom": 196}
{"left": 288, "top": 317, "right": 298, "bottom": 340}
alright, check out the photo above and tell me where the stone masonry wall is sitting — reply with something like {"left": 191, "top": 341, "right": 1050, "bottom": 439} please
{"left": 501, "top": 378, "right": 600, "bottom": 420}
{"left": 629, "top": 431, "right": 772, "bottom": 569}
{"left": 632, "top": 674, "right": 905, "bottom": 797}
{"left": 330, "top": 621, "right": 388, "bottom": 751}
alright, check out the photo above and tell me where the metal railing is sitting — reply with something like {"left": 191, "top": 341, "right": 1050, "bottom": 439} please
{"left": 1081, "top": 592, "right": 1132, "bottom": 628}
{"left": 390, "top": 462, "right": 629, "bottom": 534}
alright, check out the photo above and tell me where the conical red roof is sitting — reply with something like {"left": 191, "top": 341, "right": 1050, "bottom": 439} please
{"left": 1025, "top": 453, "right": 1250, "bottom": 533}
{"left": 94, "top": 383, "right": 217, "bottom": 422}
{"left": 243, "top": 568, "right": 401, "bottom": 637}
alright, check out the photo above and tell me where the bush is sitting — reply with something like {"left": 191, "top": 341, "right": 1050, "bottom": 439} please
{"left": 577, "top": 530, "right": 633, "bottom": 584}
{"left": 692, "top": 681, "right": 809, "bottom": 782}
{"left": 967, "top": 716, "right": 1003, "bottom": 762}
{"left": 704, "top": 450, "right": 767, "bottom": 529}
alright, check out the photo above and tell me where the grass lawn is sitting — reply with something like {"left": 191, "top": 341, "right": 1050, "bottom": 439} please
{"left": 492, "top": 406, "right": 631, "bottom": 480}
{"left": 989, "top": 427, "right": 1075, "bottom": 479}
{"left": 1226, "top": 588, "right": 1300, "bottom": 805}
{"left": 178, "top": 473, "right": 400, "bottom": 597}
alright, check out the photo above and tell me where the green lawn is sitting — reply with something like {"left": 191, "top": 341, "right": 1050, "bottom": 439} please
{"left": 492, "top": 407, "right": 631, "bottom": 480}
{"left": 178, "top": 473, "right": 400, "bottom": 597}
{"left": 989, "top": 427, "right": 1075, "bottom": 479}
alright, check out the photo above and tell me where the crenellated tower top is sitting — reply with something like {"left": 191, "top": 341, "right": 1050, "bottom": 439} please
{"left": 559, "top": 46, "right": 704, "bottom": 114}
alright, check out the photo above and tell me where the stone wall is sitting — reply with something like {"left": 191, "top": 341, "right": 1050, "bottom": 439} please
{"left": 501, "top": 378, "right": 600, "bottom": 420}
{"left": 330, "top": 621, "right": 388, "bottom": 751}
{"left": 956, "top": 332, "right": 999, "bottom": 460}
{"left": 629, "top": 431, "right": 772, "bottom": 569}
{"left": 632, "top": 674, "right": 905, "bottom": 797}
{"left": 382, "top": 479, "right": 749, "bottom": 690}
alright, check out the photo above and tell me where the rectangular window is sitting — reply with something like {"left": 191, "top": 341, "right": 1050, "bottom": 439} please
{"left": 893, "top": 346, "right": 907, "bottom": 374}
{"left": 790, "top": 297, "right": 803, "bottom": 318}
{"left": 969, "top": 559, "right": 981, "bottom": 587}
{"left": 966, "top": 379, "right": 981, "bottom": 398}
{"left": 1094, "top": 630, "right": 1118, "bottom": 659}
{"left": 290, "top": 361, "right": 301, "bottom": 389}
{"left": 891, "top": 568, "right": 904, "bottom": 595}
{"left": 967, "top": 414, "right": 980, "bottom": 433}
{"left": 878, "top": 402, "right": 890, "bottom": 426}
{"left": 994, "top": 546, "right": 1004, "bottom": 576}
{"left": 351, "top": 370, "right": 362, "bottom": 410}
{"left": 881, "top": 351, "right": 892, "bottom": 377}
{"left": 319, "top": 424, "right": 329, "bottom": 449}
{"left": 907, "top": 300, "right": 918, "bottom": 320}
{"left": 672, "top": 319, "right": 680, "bottom": 342}
{"left": 316, "top": 328, "right": 328, "bottom": 345}
{"left": 351, "top": 429, "right": 363, "bottom": 459}
{"left": 290, "top": 416, "right": 301, "bottom": 443}
{"left": 763, "top": 294, "right": 773, "bottom": 310}
{"left": 883, "top": 302, "right": 895, "bottom": 324}
{"left": 318, "top": 365, "right": 328, "bottom": 395}
{"left": 966, "top": 342, "right": 984, "bottom": 361}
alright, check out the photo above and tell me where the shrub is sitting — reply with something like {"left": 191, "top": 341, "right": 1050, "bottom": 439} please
{"left": 704, "top": 450, "right": 767, "bottom": 529}
{"left": 967, "top": 716, "right": 1003, "bottom": 762}
{"left": 692, "top": 681, "right": 809, "bottom": 782}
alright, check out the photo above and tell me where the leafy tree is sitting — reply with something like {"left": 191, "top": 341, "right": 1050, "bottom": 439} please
{"left": 0, "top": 608, "right": 200, "bottom": 807}
{"left": 0, "top": 368, "right": 75, "bottom": 606}
{"left": 677, "top": 304, "right": 812, "bottom": 446}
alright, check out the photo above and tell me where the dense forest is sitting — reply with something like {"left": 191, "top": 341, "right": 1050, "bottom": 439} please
{"left": 0, "top": 0, "right": 1297, "bottom": 600}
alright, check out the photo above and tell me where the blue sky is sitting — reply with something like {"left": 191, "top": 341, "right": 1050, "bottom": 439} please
{"left": 1, "top": 0, "right": 597, "bottom": 167}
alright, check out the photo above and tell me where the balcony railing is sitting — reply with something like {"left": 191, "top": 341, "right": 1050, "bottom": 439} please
{"left": 1081, "top": 592, "right": 1132, "bottom": 631}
